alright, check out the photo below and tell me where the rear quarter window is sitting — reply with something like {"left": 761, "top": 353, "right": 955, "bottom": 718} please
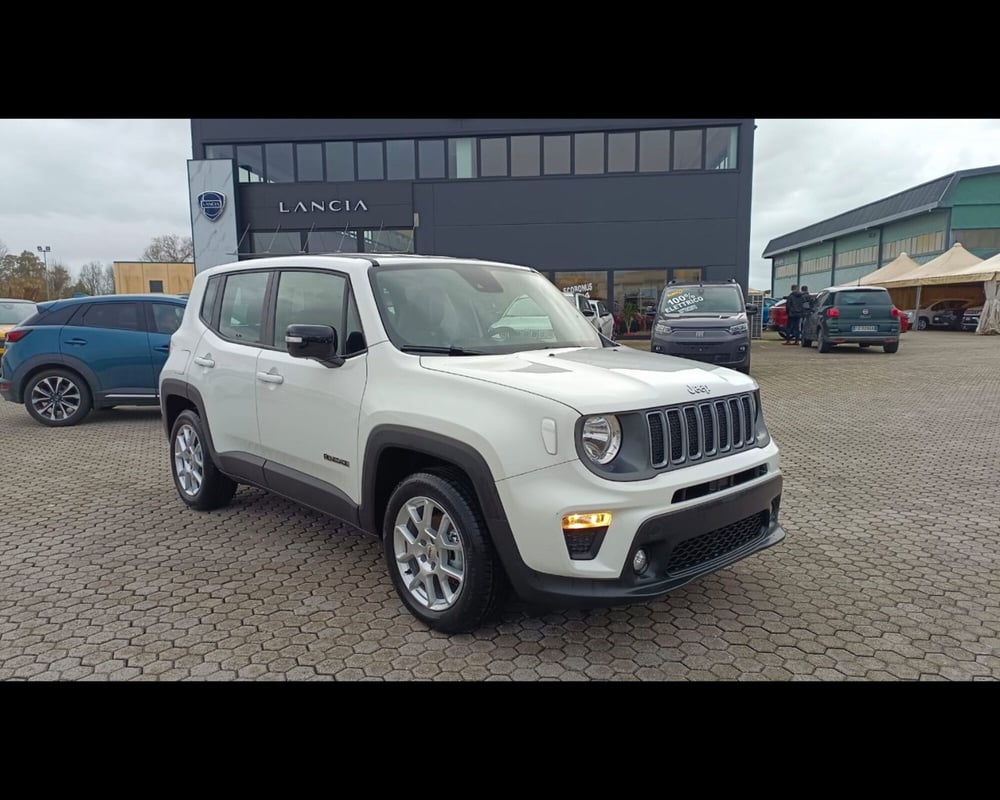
{"left": 834, "top": 290, "right": 891, "bottom": 306}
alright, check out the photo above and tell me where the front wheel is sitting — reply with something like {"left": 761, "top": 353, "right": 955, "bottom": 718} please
{"left": 25, "top": 369, "right": 92, "bottom": 427}
{"left": 917, "top": 317, "right": 929, "bottom": 331}
{"left": 384, "top": 472, "right": 508, "bottom": 634}
{"left": 169, "top": 409, "right": 237, "bottom": 510}
{"left": 883, "top": 342, "right": 899, "bottom": 353}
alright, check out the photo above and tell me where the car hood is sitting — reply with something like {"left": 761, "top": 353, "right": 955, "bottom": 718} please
{"left": 420, "top": 346, "right": 755, "bottom": 414}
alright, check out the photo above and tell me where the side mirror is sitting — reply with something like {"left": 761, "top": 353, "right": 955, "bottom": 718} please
{"left": 286, "top": 323, "right": 344, "bottom": 367}
{"left": 746, "top": 305, "right": 759, "bottom": 315}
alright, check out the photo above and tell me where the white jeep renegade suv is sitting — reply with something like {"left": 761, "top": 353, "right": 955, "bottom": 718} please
{"left": 160, "top": 255, "right": 785, "bottom": 633}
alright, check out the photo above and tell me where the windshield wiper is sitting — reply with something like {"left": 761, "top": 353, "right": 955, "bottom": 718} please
{"left": 400, "top": 345, "right": 486, "bottom": 356}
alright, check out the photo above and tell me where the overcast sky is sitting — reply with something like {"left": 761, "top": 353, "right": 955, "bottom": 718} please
{"left": 2, "top": 118, "right": 999, "bottom": 289}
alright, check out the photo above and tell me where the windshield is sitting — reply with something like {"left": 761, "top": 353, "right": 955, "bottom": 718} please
{"left": 0, "top": 301, "right": 37, "bottom": 325}
{"left": 371, "top": 264, "right": 601, "bottom": 353}
{"left": 659, "top": 286, "right": 743, "bottom": 315}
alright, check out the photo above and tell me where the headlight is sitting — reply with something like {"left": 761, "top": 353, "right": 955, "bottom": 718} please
{"left": 653, "top": 322, "right": 672, "bottom": 335}
{"left": 729, "top": 323, "right": 748, "bottom": 335}
{"left": 581, "top": 415, "right": 622, "bottom": 465}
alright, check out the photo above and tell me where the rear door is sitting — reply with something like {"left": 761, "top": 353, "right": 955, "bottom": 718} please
{"left": 60, "top": 301, "right": 153, "bottom": 399}
{"left": 834, "top": 289, "right": 895, "bottom": 334}
{"left": 145, "top": 301, "right": 186, "bottom": 386}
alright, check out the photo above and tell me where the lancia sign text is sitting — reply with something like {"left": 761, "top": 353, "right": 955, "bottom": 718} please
{"left": 279, "top": 200, "right": 370, "bottom": 214}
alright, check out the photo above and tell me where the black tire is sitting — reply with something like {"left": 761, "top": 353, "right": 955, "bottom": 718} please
{"left": 883, "top": 342, "right": 899, "bottom": 353}
{"left": 817, "top": 327, "right": 832, "bottom": 353}
{"left": 383, "top": 471, "right": 508, "bottom": 634}
{"left": 169, "top": 409, "right": 237, "bottom": 511}
{"left": 24, "top": 368, "right": 92, "bottom": 427}
{"left": 917, "top": 317, "right": 929, "bottom": 331}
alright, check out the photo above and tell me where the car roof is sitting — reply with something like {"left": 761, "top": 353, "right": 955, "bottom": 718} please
{"left": 198, "top": 253, "right": 537, "bottom": 281}
{"left": 38, "top": 294, "right": 187, "bottom": 309}
{"left": 0, "top": 298, "right": 37, "bottom": 304}
{"left": 825, "top": 286, "right": 888, "bottom": 292}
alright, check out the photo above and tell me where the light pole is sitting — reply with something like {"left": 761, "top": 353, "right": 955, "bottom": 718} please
{"left": 37, "top": 245, "right": 51, "bottom": 300}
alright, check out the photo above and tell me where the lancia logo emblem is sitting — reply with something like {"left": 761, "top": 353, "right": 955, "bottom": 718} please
{"left": 198, "top": 191, "right": 226, "bottom": 222}
{"left": 861, "top": 307, "right": 870, "bottom": 316}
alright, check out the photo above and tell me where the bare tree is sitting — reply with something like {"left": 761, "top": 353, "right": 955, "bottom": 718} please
{"left": 142, "top": 234, "right": 194, "bottom": 263}
{"left": 0, "top": 239, "right": 8, "bottom": 262}
{"left": 79, "top": 261, "right": 115, "bottom": 295}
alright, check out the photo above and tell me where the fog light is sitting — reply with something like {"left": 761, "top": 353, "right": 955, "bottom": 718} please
{"left": 562, "top": 512, "right": 612, "bottom": 530}
{"left": 633, "top": 548, "right": 648, "bottom": 574}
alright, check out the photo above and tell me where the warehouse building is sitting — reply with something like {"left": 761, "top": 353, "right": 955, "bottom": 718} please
{"left": 764, "top": 165, "right": 1000, "bottom": 298}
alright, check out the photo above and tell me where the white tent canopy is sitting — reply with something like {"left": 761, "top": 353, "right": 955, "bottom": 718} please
{"left": 878, "top": 243, "right": 983, "bottom": 289}
{"left": 944, "top": 252, "right": 1000, "bottom": 335}
{"left": 857, "top": 252, "right": 922, "bottom": 285}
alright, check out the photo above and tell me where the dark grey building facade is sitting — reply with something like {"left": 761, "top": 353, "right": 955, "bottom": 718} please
{"left": 188, "top": 118, "right": 754, "bottom": 327}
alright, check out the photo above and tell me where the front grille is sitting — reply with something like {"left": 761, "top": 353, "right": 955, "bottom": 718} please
{"left": 647, "top": 393, "right": 757, "bottom": 470}
{"left": 665, "top": 512, "right": 768, "bottom": 575}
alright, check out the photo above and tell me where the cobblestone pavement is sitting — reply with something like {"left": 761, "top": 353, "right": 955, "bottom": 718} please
{"left": 1, "top": 332, "right": 998, "bottom": 681}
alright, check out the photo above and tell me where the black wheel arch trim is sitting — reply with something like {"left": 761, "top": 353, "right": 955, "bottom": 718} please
{"left": 360, "top": 424, "right": 531, "bottom": 591}
{"left": 8, "top": 353, "right": 102, "bottom": 404}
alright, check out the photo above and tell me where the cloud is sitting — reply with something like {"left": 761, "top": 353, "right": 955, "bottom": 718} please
{"left": 0, "top": 119, "right": 191, "bottom": 274}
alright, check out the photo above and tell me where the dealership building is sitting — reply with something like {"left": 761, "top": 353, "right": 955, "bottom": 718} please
{"left": 187, "top": 118, "right": 755, "bottom": 316}
{"left": 764, "top": 164, "right": 1000, "bottom": 298}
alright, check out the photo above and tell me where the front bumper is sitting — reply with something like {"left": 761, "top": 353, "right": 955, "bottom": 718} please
{"left": 492, "top": 447, "right": 783, "bottom": 606}
{"left": 651, "top": 337, "right": 750, "bottom": 368}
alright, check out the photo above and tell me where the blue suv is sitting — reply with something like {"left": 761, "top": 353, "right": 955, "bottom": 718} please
{"left": 0, "top": 294, "right": 187, "bottom": 427}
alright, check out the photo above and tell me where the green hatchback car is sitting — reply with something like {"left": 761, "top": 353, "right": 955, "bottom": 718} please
{"left": 800, "top": 286, "right": 901, "bottom": 353}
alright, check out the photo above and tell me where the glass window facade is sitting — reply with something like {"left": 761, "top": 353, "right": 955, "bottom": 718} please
{"left": 252, "top": 231, "right": 302, "bottom": 255}
{"left": 386, "top": 139, "right": 415, "bottom": 180}
{"left": 705, "top": 127, "right": 738, "bottom": 170}
{"left": 607, "top": 132, "right": 636, "bottom": 173}
{"left": 574, "top": 133, "right": 605, "bottom": 174}
{"left": 882, "top": 230, "right": 945, "bottom": 260}
{"left": 418, "top": 139, "right": 446, "bottom": 179}
{"left": 639, "top": 130, "right": 670, "bottom": 172}
{"left": 448, "top": 138, "right": 478, "bottom": 179}
{"left": 510, "top": 135, "right": 540, "bottom": 176}
{"left": 543, "top": 135, "right": 571, "bottom": 175}
{"left": 553, "top": 271, "right": 609, "bottom": 304}
{"left": 364, "top": 229, "right": 415, "bottom": 253}
{"left": 835, "top": 244, "right": 878, "bottom": 268}
{"left": 325, "top": 141, "right": 355, "bottom": 182}
{"left": 205, "top": 144, "right": 233, "bottom": 160}
{"left": 480, "top": 137, "right": 508, "bottom": 177}
{"left": 306, "top": 230, "right": 359, "bottom": 253}
{"left": 295, "top": 143, "right": 323, "bottom": 181}
{"left": 357, "top": 141, "right": 385, "bottom": 180}
{"left": 615, "top": 270, "right": 667, "bottom": 334}
{"left": 265, "top": 143, "right": 294, "bottom": 183}
{"left": 673, "top": 129, "right": 703, "bottom": 170}
{"left": 236, "top": 145, "right": 264, "bottom": 183}
{"left": 211, "top": 124, "right": 738, "bottom": 184}
{"left": 953, "top": 228, "right": 1000, "bottom": 250}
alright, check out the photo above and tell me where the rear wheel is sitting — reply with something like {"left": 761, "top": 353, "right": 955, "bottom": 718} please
{"left": 169, "top": 410, "right": 237, "bottom": 510}
{"left": 883, "top": 342, "right": 899, "bottom": 353}
{"left": 918, "top": 317, "right": 929, "bottom": 331}
{"left": 24, "top": 369, "right": 92, "bottom": 427}
{"left": 384, "top": 471, "right": 508, "bottom": 634}
{"left": 817, "top": 327, "right": 832, "bottom": 353}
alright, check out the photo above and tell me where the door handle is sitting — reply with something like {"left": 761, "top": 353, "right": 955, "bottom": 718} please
{"left": 256, "top": 371, "right": 284, "bottom": 385}
{"left": 64, "top": 338, "right": 88, "bottom": 346}
{"left": 193, "top": 355, "right": 215, "bottom": 368}
{"left": 155, "top": 345, "right": 170, "bottom": 353}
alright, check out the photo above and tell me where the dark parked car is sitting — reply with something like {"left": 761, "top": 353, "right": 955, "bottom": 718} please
{"left": 961, "top": 306, "right": 982, "bottom": 332}
{"left": 799, "top": 286, "right": 901, "bottom": 353}
{"left": 0, "top": 294, "right": 187, "bottom": 427}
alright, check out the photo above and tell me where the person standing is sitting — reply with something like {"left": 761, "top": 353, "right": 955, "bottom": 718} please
{"left": 784, "top": 284, "right": 804, "bottom": 345}
{"left": 799, "top": 285, "right": 813, "bottom": 342}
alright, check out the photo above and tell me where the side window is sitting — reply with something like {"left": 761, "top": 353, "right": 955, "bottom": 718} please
{"left": 150, "top": 303, "right": 185, "bottom": 335}
{"left": 272, "top": 271, "right": 347, "bottom": 350}
{"left": 817, "top": 292, "right": 831, "bottom": 308}
{"left": 218, "top": 272, "right": 269, "bottom": 344}
{"left": 200, "top": 275, "right": 222, "bottom": 325}
{"left": 79, "top": 302, "right": 142, "bottom": 332}
{"left": 597, "top": 302, "right": 609, "bottom": 316}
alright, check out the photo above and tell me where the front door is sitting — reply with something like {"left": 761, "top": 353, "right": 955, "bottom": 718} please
{"left": 255, "top": 269, "right": 368, "bottom": 508}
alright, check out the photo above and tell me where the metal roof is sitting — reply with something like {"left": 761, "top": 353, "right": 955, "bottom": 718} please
{"left": 762, "top": 165, "right": 1000, "bottom": 258}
